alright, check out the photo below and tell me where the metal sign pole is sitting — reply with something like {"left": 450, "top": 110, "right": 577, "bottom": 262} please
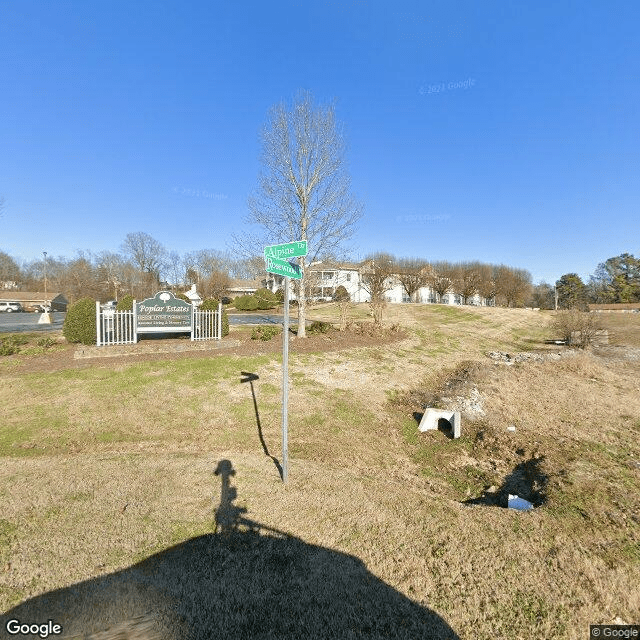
{"left": 282, "top": 276, "right": 289, "bottom": 482}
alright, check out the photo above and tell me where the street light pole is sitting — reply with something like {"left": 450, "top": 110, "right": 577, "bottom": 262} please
{"left": 43, "top": 251, "right": 47, "bottom": 307}
{"left": 38, "top": 251, "right": 52, "bottom": 324}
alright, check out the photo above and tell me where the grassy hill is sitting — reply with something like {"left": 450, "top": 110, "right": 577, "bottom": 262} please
{"left": 1, "top": 304, "right": 638, "bottom": 639}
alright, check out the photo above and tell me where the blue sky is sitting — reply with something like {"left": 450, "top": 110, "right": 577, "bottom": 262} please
{"left": 1, "top": 0, "right": 638, "bottom": 284}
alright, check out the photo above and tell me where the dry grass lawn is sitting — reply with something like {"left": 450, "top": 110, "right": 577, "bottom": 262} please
{"left": 0, "top": 304, "right": 639, "bottom": 639}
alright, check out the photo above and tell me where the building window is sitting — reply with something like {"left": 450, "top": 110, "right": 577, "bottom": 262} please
{"left": 346, "top": 273, "right": 351, "bottom": 281}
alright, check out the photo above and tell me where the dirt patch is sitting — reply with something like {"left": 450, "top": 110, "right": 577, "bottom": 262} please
{"left": 0, "top": 326, "right": 408, "bottom": 374}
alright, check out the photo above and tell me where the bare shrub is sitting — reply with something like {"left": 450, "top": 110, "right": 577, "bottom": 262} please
{"left": 551, "top": 310, "right": 603, "bottom": 348}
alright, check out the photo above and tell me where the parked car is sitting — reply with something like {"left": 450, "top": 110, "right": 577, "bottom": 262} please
{"left": 0, "top": 302, "right": 24, "bottom": 313}
{"left": 31, "top": 304, "right": 51, "bottom": 313}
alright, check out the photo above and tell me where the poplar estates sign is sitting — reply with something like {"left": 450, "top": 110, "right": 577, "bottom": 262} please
{"left": 136, "top": 291, "right": 192, "bottom": 332}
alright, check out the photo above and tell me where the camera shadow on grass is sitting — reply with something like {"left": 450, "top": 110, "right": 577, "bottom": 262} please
{"left": 1, "top": 460, "right": 460, "bottom": 640}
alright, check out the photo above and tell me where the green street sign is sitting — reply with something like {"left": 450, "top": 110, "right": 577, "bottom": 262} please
{"left": 265, "top": 256, "right": 302, "bottom": 280}
{"left": 264, "top": 240, "right": 307, "bottom": 260}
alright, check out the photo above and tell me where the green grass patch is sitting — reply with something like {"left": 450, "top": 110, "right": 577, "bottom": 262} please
{"left": 0, "top": 333, "right": 60, "bottom": 356}
{"left": 416, "top": 305, "right": 488, "bottom": 323}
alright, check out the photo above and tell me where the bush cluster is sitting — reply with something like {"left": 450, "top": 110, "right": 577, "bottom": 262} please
{"left": 63, "top": 297, "right": 97, "bottom": 345}
{"left": 251, "top": 325, "right": 282, "bottom": 341}
{"left": 308, "top": 321, "right": 333, "bottom": 335}
{"left": 254, "top": 288, "right": 279, "bottom": 310}
{"left": 551, "top": 310, "right": 603, "bottom": 348}
{"left": 234, "top": 295, "right": 260, "bottom": 311}
{"left": 233, "top": 289, "right": 279, "bottom": 311}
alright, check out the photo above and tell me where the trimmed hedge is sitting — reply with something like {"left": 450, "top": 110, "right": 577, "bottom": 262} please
{"left": 254, "top": 288, "right": 278, "bottom": 310}
{"left": 63, "top": 297, "right": 97, "bottom": 345}
{"left": 234, "top": 295, "right": 260, "bottom": 311}
{"left": 116, "top": 295, "right": 134, "bottom": 311}
{"left": 200, "top": 298, "right": 229, "bottom": 337}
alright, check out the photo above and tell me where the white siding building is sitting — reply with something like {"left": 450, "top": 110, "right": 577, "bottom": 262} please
{"left": 265, "top": 262, "right": 492, "bottom": 306}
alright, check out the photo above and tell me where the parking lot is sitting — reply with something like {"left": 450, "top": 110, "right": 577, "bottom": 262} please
{"left": 0, "top": 312, "right": 66, "bottom": 333}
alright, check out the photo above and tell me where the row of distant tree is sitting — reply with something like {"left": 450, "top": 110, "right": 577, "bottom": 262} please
{"left": 534, "top": 253, "right": 640, "bottom": 310}
{"left": 1, "top": 232, "right": 532, "bottom": 308}
{"left": 353, "top": 253, "right": 532, "bottom": 308}
{"left": 0, "top": 232, "right": 266, "bottom": 303}
{"left": 2, "top": 232, "right": 635, "bottom": 310}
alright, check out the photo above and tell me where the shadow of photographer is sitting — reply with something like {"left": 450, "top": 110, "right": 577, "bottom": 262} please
{"left": 1, "top": 460, "right": 460, "bottom": 639}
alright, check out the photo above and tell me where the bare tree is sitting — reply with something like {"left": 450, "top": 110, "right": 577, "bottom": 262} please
{"left": 238, "top": 90, "right": 363, "bottom": 337}
{"left": 64, "top": 253, "right": 98, "bottom": 303}
{"left": 226, "top": 255, "right": 267, "bottom": 281}
{"left": 202, "top": 270, "right": 231, "bottom": 300}
{"left": 428, "top": 261, "right": 455, "bottom": 302}
{"left": 396, "top": 257, "right": 429, "bottom": 302}
{"left": 359, "top": 253, "right": 396, "bottom": 324}
{"left": 529, "top": 281, "right": 555, "bottom": 309}
{"left": 495, "top": 265, "right": 532, "bottom": 307}
{"left": 477, "top": 263, "right": 496, "bottom": 305}
{"left": 121, "top": 232, "right": 167, "bottom": 296}
{"left": 0, "top": 250, "right": 21, "bottom": 286}
{"left": 96, "top": 251, "right": 126, "bottom": 301}
{"left": 184, "top": 249, "right": 234, "bottom": 284}
{"left": 165, "top": 251, "right": 184, "bottom": 292}
{"left": 453, "top": 261, "right": 482, "bottom": 304}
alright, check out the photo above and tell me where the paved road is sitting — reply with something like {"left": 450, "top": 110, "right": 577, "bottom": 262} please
{"left": 228, "top": 314, "right": 284, "bottom": 325}
{"left": 0, "top": 312, "right": 305, "bottom": 334}
{"left": 0, "top": 312, "right": 66, "bottom": 333}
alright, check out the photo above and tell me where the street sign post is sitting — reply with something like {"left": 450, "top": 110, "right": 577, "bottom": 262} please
{"left": 264, "top": 240, "right": 307, "bottom": 260}
{"left": 264, "top": 240, "right": 308, "bottom": 483}
{"left": 265, "top": 256, "right": 302, "bottom": 280}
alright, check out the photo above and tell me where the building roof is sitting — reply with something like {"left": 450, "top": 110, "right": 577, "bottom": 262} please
{"left": 308, "top": 261, "right": 360, "bottom": 272}
{"left": 0, "top": 291, "right": 67, "bottom": 302}
{"left": 228, "top": 278, "right": 266, "bottom": 289}
{"left": 589, "top": 303, "right": 640, "bottom": 311}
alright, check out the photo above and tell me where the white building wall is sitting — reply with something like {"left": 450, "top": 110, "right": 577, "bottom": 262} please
{"left": 265, "top": 267, "right": 490, "bottom": 306}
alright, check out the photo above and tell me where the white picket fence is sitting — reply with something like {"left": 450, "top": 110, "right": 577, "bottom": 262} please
{"left": 96, "top": 301, "right": 222, "bottom": 345}
{"left": 192, "top": 306, "right": 222, "bottom": 341}
{"left": 96, "top": 302, "right": 137, "bottom": 346}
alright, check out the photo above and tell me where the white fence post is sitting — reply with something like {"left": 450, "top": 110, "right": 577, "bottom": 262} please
{"left": 132, "top": 300, "right": 137, "bottom": 343}
{"left": 95, "top": 302, "right": 137, "bottom": 346}
{"left": 189, "top": 306, "right": 222, "bottom": 341}
{"left": 96, "top": 301, "right": 101, "bottom": 346}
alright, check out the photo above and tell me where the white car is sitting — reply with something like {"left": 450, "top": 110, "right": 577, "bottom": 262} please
{"left": 0, "top": 302, "right": 23, "bottom": 313}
